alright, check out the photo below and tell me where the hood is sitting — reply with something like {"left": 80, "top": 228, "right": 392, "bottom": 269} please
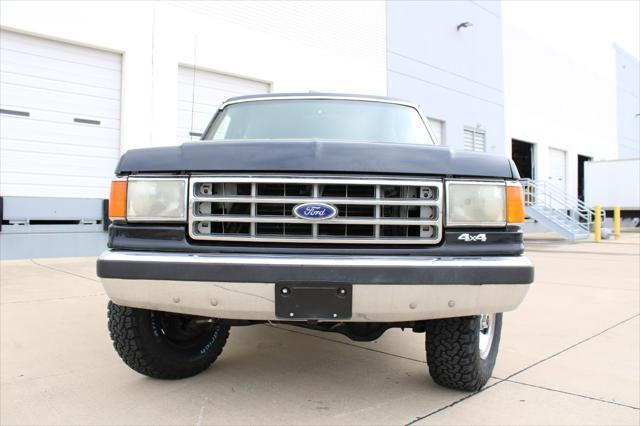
{"left": 115, "top": 140, "right": 517, "bottom": 178}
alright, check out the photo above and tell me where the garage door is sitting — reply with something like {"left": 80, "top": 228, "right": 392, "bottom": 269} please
{"left": 0, "top": 30, "right": 121, "bottom": 199}
{"left": 177, "top": 66, "right": 269, "bottom": 143}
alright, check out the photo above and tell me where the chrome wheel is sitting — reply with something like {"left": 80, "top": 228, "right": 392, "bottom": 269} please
{"left": 478, "top": 314, "right": 495, "bottom": 359}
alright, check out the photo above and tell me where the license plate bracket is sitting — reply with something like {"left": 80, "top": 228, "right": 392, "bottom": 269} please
{"left": 275, "top": 282, "right": 352, "bottom": 320}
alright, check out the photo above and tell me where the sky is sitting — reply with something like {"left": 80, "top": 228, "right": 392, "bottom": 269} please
{"left": 502, "top": 0, "right": 640, "bottom": 78}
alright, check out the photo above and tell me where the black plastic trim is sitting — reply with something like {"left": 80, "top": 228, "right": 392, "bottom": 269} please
{"left": 0, "top": 109, "right": 30, "bottom": 117}
{"left": 97, "top": 253, "right": 533, "bottom": 285}
{"left": 74, "top": 118, "right": 101, "bottom": 125}
{"left": 107, "top": 224, "right": 525, "bottom": 256}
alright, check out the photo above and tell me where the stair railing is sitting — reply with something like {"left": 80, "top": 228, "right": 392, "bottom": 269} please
{"left": 519, "top": 178, "right": 604, "bottom": 234}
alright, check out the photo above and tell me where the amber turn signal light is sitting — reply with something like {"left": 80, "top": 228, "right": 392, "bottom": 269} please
{"left": 506, "top": 183, "right": 525, "bottom": 224}
{"left": 109, "top": 180, "right": 127, "bottom": 220}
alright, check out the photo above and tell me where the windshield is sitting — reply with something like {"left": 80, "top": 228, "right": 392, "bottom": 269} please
{"left": 203, "top": 99, "right": 434, "bottom": 144}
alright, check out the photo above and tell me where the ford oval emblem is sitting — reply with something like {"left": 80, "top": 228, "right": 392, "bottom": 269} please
{"left": 293, "top": 202, "right": 338, "bottom": 221}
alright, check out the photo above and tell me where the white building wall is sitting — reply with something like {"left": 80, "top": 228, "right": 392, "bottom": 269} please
{"left": 503, "top": 23, "right": 619, "bottom": 198}
{"left": 0, "top": 0, "right": 387, "bottom": 154}
{"left": 614, "top": 45, "right": 640, "bottom": 159}
{"left": 386, "top": 1, "right": 505, "bottom": 155}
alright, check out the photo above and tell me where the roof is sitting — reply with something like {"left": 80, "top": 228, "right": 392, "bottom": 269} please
{"left": 220, "top": 92, "right": 418, "bottom": 108}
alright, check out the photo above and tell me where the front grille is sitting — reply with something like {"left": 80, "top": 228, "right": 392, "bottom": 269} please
{"left": 189, "top": 176, "right": 443, "bottom": 244}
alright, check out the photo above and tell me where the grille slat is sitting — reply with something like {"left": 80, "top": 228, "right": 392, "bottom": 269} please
{"left": 191, "top": 196, "right": 438, "bottom": 206}
{"left": 193, "top": 216, "right": 439, "bottom": 225}
{"left": 189, "top": 176, "right": 442, "bottom": 244}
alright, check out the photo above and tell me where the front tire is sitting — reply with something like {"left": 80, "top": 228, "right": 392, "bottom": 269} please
{"left": 107, "top": 302, "right": 230, "bottom": 379}
{"left": 425, "top": 313, "right": 502, "bottom": 391}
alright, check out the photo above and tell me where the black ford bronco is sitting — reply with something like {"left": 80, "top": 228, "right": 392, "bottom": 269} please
{"left": 97, "top": 93, "right": 533, "bottom": 391}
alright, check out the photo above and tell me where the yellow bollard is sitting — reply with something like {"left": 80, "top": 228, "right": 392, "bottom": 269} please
{"left": 614, "top": 206, "right": 621, "bottom": 239}
{"left": 594, "top": 204, "right": 602, "bottom": 242}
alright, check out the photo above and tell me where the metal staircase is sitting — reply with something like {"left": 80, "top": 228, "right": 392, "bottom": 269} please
{"left": 519, "top": 179, "right": 604, "bottom": 241}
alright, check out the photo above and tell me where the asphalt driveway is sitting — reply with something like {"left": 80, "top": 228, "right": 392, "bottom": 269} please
{"left": 1, "top": 233, "right": 638, "bottom": 425}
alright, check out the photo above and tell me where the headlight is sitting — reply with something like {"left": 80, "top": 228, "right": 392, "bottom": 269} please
{"left": 446, "top": 181, "right": 506, "bottom": 226}
{"left": 126, "top": 178, "right": 187, "bottom": 222}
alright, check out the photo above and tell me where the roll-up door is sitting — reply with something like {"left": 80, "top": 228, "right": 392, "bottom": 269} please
{"left": 0, "top": 30, "right": 122, "bottom": 199}
{"left": 177, "top": 66, "right": 269, "bottom": 142}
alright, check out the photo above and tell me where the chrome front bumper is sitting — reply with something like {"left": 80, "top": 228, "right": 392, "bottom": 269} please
{"left": 97, "top": 250, "right": 533, "bottom": 322}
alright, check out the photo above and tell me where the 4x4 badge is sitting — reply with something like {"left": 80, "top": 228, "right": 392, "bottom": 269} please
{"left": 457, "top": 233, "right": 487, "bottom": 242}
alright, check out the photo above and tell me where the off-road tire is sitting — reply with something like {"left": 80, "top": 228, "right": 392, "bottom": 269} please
{"left": 107, "top": 301, "right": 230, "bottom": 379}
{"left": 425, "top": 314, "right": 502, "bottom": 391}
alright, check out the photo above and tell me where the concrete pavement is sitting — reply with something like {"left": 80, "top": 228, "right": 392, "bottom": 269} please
{"left": 1, "top": 233, "right": 639, "bottom": 425}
